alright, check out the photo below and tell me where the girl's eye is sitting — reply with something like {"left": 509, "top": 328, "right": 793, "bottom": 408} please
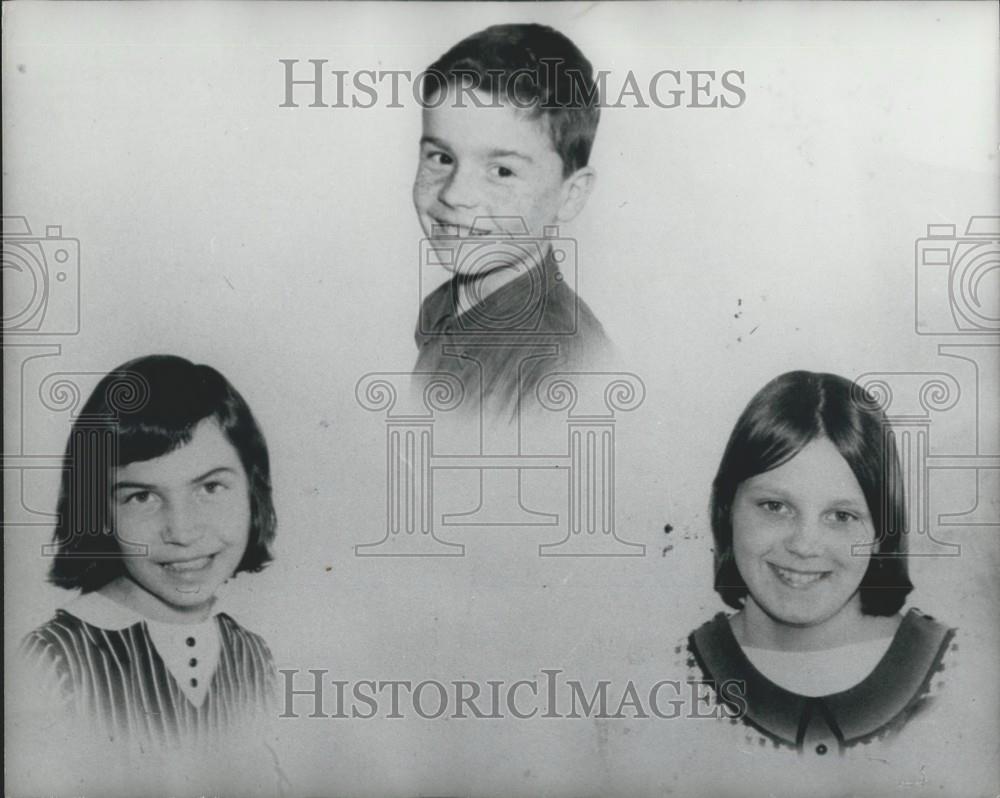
{"left": 830, "top": 510, "right": 858, "bottom": 524}
{"left": 122, "top": 490, "right": 154, "bottom": 506}
{"left": 491, "top": 165, "right": 515, "bottom": 178}
{"left": 759, "top": 500, "right": 787, "bottom": 514}
{"left": 200, "top": 481, "right": 227, "bottom": 496}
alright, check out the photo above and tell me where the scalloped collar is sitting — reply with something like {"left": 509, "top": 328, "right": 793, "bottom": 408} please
{"left": 689, "top": 608, "right": 954, "bottom": 751}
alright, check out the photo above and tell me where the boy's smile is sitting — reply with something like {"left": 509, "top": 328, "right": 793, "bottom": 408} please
{"left": 413, "top": 85, "right": 594, "bottom": 273}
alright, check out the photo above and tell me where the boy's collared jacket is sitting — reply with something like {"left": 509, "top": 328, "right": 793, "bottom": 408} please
{"left": 414, "top": 253, "right": 613, "bottom": 414}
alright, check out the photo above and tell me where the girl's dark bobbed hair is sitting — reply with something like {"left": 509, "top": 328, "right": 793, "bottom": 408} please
{"left": 710, "top": 370, "right": 913, "bottom": 616}
{"left": 49, "top": 354, "right": 276, "bottom": 592}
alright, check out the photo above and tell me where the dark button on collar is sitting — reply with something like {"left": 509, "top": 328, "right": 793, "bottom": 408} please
{"left": 189, "top": 658, "right": 198, "bottom": 667}
{"left": 815, "top": 743, "right": 828, "bottom": 755}
{"left": 190, "top": 678, "right": 198, "bottom": 688}
{"left": 186, "top": 637, "right": 196, "bottom": 647}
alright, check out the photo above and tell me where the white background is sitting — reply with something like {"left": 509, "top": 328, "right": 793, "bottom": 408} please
{"left": 3, "top": 2, "right": 998, "bottom": 796}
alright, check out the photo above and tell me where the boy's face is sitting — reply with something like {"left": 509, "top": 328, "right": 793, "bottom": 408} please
{"left": 413, "top": 85, "right": 594, "bottom": 253}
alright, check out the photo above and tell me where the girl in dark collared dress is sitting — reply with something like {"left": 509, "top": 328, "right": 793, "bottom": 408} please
{"left": 684, "top": 370, "right": 956, "bottom": 757}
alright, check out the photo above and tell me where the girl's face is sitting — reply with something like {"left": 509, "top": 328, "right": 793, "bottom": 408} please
{"left": 109, "top": 418, "right": 251, "bottom": 623}
{"left": 732, "top": 437, "right": 875, "bottom": 643}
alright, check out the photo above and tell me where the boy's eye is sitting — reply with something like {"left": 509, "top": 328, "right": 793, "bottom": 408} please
{"left": 490, "top": 164, "right": 515, "bottom": 178}
{"left": 829, "top": 510, "right": 859, "bottom": 524}
{"left": 199, "top": 480, "right": 228, "bottom": 496}
{"left": 426, "top": 151, "right": 453, "bottom": 167}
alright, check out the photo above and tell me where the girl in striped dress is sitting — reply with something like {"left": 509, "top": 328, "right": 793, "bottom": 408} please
{"left": 21, "top": 354, "right": 278, "bottom": 750}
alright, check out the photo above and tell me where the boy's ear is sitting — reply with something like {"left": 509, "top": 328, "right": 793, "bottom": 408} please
{"left": 556, "top": 166, "right": 597, "bottom": 224}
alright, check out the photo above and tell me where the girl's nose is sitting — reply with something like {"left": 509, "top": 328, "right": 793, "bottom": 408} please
{"left": 160, "top": 500, "right": 206, "bottom": 546}
{"left": 784, "top": 519, "right": 824, "bottom": 557}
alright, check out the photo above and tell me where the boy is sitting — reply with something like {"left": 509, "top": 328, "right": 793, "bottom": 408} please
{"left": 412, "top": 23, "right": 613, "bottom": 417}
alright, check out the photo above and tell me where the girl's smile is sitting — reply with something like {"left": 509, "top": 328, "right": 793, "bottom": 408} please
{"left": 731, "top": 436, "right": 877, "bottom": 650}
{"left": 767, "top": 562, "right": 831, "bottom": 589}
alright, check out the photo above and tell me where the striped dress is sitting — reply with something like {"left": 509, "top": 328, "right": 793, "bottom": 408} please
{"left": 21, "top": 603, "right": 276, "bottom": 749}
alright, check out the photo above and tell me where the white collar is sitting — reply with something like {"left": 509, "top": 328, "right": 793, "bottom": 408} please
{"left": 65, "top": 590, "right": 225, "bottom": 630}
{"left": 65, "top": 591, "right": 149, "bottom": 629}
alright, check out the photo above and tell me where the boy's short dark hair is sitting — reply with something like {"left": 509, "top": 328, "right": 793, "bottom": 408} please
{"left": 710, "top": 370, "right": 913, "bottom": 616}
{"left": 49, "top": 354, "right": 276, "bottom": 592}
{"left": 420, "top": 23, "right": 600, "bottom": 176}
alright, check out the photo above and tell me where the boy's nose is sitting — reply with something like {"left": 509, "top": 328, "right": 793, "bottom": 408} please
{"left": 160, "top": 501, "right": 206, "bottom": 546}
{"left": 438, "top": 166, "right": 478, "bottom": 209}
